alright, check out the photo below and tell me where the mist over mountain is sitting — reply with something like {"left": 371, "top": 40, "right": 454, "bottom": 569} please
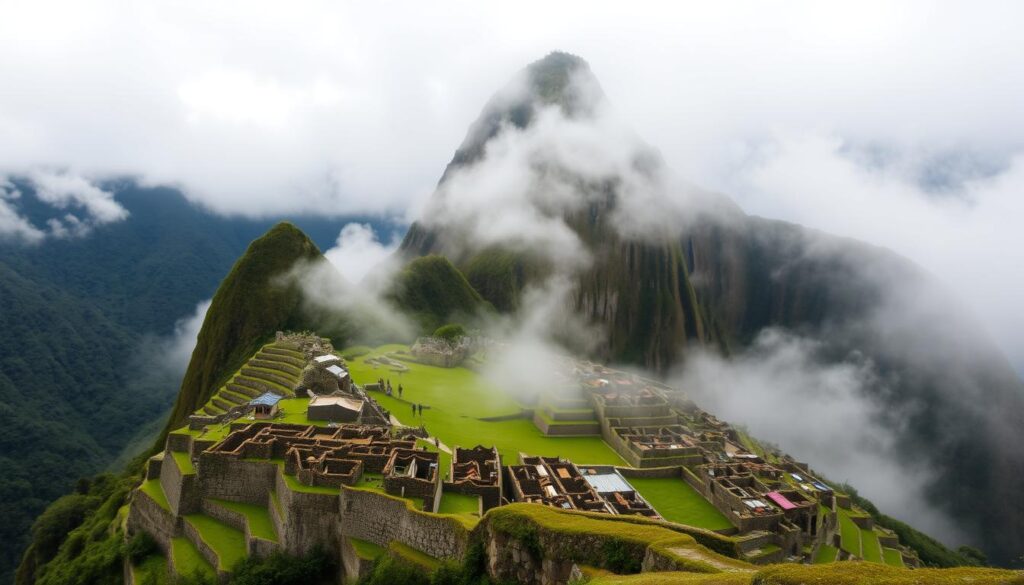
{"left": 0, "top": 183, "right": 396, "bottom": 583}
{"left": 400, "top": 52, "right": 1024, "bottom": 565}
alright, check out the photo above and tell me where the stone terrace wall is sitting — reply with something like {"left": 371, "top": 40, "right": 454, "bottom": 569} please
{"left": 159, "top": 450, "right": 200, "bottom": 515}
{"left": 338, "top": 487, "right": 469, "bottom": 561}
{"left": 127, "top": 488, "right": 178, "bottom": 551}
{"left": 275, "top": 471, "right": 340, "bottom": 555}
{"left": 202, "top": 499, "right": 280, "bottom": 559}
{"left": 182, "top": 517, "right": 226, "bottom": 580}
{"left": 198, "top": 455, "right": 278, "bottom": 504}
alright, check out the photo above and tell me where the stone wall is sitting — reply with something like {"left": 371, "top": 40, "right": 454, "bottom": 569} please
{"left": 197, "top": 454, "right": 278, "bottom": 504}
{"left": 339, "top": 536, "right": 379, "bottom": 582}
{"left": 201, "top": 499, "right": 280, "bottom": 559}
{"left": 532, "top": 412, "right": 600, "bottom": 436}
{"left": 182, "top": 517, "right": 226, "bottom": 581}
{"left": 159, "top": 449, "right": 201, "bottom": 515}
{"left": 337, "top": 487, "right": 469, "bottom": 561}
{"left": 275, "top": 471, "right": 341, "bottom": 555}
{"left": 616, "top": 466, "right": 684, "bottom": 480}
{"left": 127, "top": 487, "right": 178, "bottom": 551}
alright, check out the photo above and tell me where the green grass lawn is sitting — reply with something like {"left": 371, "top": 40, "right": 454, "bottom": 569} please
{"left": 171, "top": 536, "right": 215, "bottom": 580}
{"left": 346, "top": 345, "right": 624, "bottom": 465}
{"left": 350, "top": 537, "right": 386, "bottom": 560}
{"left": 860, "top": 526, "right": 883, "bottom": 562}
{"left": 626, "top": 477, "right": 734, "bottom": 531}
{"left": 837, "top": 508, "right": 862, "bottom": 558}
{"left": 813, "top": 544, "right": 838, "bottom": 564}
{"left": 140, "top": 478, "right": 171, "bottom": 511}
{"left": 438, "top": 492, "right": 480, "bottom": 515}
{"left": 184, "top": 514, "right": 248, "bottom": 570}
{"left": 210, "top": 499, "right": 278, "bottom": 542}
{"left": 882, "top": 547, "right": 904, "bottom": 567}
{"left": 345, "top": 346, "right": 521, "bottom": 418}
{"left": 172, "top": 450, "right": 195, "bottom": 475}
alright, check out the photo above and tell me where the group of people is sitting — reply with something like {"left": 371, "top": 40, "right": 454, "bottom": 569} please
{"left": 378, "top": 377, "right": 404, "bottom": 398}
{"left": 377, "top": 377, "right": 425, "bottom": 417}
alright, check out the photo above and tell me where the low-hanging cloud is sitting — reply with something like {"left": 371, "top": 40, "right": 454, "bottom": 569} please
{"left": 0, "top": 171, "right": 129, "bottom": 242}
{"left": 674, "top": 328, "right": 967, "bottom": 545}
{"left": 723, "top": 131, "right": 1024, "bottom": 375}
{"left": 323, "top": 222, "right": 401, "bottom": 284}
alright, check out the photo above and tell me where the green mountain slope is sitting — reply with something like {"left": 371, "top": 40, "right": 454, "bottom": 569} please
{"left": 162, "top": 222, "right": 322, "bottom": 433}
{"left": 388, "top": 254, "right": 489, "bottom": 332}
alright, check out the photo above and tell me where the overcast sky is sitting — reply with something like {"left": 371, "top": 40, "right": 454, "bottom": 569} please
{"left": 2, "top": 0, "right": 1023, "bottom": 370}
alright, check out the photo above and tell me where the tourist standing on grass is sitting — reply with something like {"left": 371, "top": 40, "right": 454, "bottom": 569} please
{"left": 398, "top": 384, "right": 403, "bottom": 398}
{"left": 411, "top": 403, "right": 416, "bottom": 416}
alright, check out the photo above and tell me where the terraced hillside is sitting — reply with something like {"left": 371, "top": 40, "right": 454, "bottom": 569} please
{"left": 198, "top": 341, "right": 307, "bottom": 417}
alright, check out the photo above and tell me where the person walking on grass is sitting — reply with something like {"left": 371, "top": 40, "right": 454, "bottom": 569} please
{"left": 411, "top": 402, "right": 416, "bottom": 416}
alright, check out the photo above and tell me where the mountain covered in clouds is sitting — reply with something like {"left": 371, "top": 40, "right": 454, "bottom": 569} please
{"left": 400, "top": 52, "right": 1024, "bottom": 565}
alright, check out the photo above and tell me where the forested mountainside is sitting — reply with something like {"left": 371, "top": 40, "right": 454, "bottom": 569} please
{"left": 0, "top": 183, "right": 391, "bottom": 583}
{"left": 399, "top": 52, "right": 1024, "bottom": 565}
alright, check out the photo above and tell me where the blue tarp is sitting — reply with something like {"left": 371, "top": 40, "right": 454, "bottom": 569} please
{"left": 250, "top": 392, "right": 282, "bottom": 407}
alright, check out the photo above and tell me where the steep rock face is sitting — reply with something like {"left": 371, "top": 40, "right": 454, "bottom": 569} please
{"left": 399, "top": 52, "right": 1024, "bottom": 564}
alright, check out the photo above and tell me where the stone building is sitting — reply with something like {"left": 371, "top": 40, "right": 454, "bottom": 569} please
{"left": 383, "top": 448, "right": 441, "bottom": 509}
{"left": 446, "top": 445, "right": 503, "bottom": 512}
{"left": 307, "top": 395, "right": 365, "bottom": 422}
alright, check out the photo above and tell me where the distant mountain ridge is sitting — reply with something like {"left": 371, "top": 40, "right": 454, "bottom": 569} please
{"left": 399, "top": 52, "right": 1024, "bottom": 565}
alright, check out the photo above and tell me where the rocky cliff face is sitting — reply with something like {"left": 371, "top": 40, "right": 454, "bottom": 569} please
{"left": 399, "top": 52, "right": 1024, "bottom": 565}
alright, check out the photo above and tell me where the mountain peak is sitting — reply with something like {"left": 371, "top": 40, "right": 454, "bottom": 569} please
{"left": 443, "top": 51, "right": 607, "bottom": 177}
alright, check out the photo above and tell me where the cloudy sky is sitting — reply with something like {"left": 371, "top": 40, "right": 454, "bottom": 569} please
{"left": 2, "top": 0, "right": 1023, "bottom": 370}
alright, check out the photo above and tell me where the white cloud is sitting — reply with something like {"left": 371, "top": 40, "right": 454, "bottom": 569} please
{"left": 0, "top": 171, "right": 129, "bottom": 241}
{"left": 167, "top": 299, "right": 211, "bottom": 369}
{"left": 722, "top": 132, "right": 1024, "bottom": 374}
{"left": 0, "top": 180, "right": 45, "bottom": 243}
{"left": 674, "top": 328, "right": 967, "bottom": 544}
{"left": 323, "top": 223, "right": 399, "bottom": 284}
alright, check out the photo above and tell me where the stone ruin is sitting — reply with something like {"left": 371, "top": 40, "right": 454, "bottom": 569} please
{"left": 409, "top": 336, "right": 471, "bottom": 368}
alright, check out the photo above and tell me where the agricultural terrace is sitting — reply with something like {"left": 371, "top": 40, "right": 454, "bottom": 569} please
{"left": 625, "top": 477, "right": 734, "bottom": 532}
{"left": 343, "top": 345, "right": 625, "bottom": 466}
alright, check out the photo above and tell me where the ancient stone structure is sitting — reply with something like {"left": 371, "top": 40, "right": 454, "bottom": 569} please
{"left": 446, "top": 446, "right": 502, "bottom": 512}
{"left": 409, "top": 336, "right": 471, "bottom": 368}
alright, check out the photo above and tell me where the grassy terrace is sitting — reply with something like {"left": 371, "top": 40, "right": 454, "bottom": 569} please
{"left": 172, "top": 450, "right": 195, "bottom": 474}
{"left": 140, "top": 478, "right": 171, "bottom": 511}
{"left": 210, "top": 498, "right": 278, "bottom": 541}
{"left": 882, "top": 547, "right": 904, "bottom": 567}
{"left": 350, "top": 537, "right": 386, "bottom": 560}
{"left": 389, "top": 541, "right": 440, "bottom": 570}
{"left": 345, "top": 345, "right": 625, "bottom": 465}
{"left": 813, "top": 544, "right": 838, "bottom": 564}
{"left": 627, "top": 477, "right": 734, "bottom": 532}
{"left": 438, "top": 492, "right": 479, "bottom": 516}
{"left": 281, "top": 469, "right": 339, "bottom": 495}
{"left": 171, "top": 536, "right": 215, "bottom": 580}
{"left": 184, "top": 514, "right": 247, "bottom": 571}
{"left": 489, "top": 503, "right": 749, "bottom": 573}
{"left": 837, "top": 508, "right": 862, "bottom": 558}
{"left": 861, "top": 525, "right": 883, "bottom": 562}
